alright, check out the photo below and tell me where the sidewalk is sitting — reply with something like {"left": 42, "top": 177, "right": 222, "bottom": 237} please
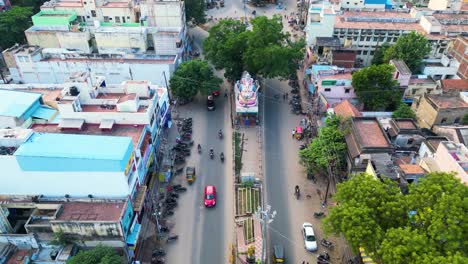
{"left": 237, "top": 127, "right": 263, "bottom": 181}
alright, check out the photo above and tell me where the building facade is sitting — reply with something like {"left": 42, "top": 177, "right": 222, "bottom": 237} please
{"left": 434, "top": 141, "right": 468, "bottom": 184}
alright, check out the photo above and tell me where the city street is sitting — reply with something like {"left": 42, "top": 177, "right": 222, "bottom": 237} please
{"left": 161, "top": 94, "right": 234, "bottom": 264}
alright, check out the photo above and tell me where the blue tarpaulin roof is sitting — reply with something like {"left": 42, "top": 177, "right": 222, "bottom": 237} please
{"left": 31, "top": 106, "right": 57, "bottom": 120}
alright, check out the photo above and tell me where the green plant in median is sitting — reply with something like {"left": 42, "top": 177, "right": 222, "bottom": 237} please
{"left": 392, "top": 103, "right": 416, "bottom": 119}
{"left": 234, "top": 132, "right": 242, "bottom": 175}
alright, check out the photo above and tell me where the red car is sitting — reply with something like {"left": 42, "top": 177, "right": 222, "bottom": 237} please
{"left": 204, "top": 185, "right": 217, "bottom": 207}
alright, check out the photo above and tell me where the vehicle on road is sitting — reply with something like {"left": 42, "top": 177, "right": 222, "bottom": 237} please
{"left": 207, "top": 95, "right": 215, "bottom": 111}
{"left": 272, "top": 245, "right": 284, "bottom": 263}
{"left": 294, "top": 126, "right": 303, "bottom": 140}
{"left": 186, "top": 166, "right": 196, "bottom": 184}
{"left": 204, "top": 185, "right": 217, "bottom": 207}
{"left": 302, "top": 222, "right": 317, "bottom": 252}
{"left": 212, "top": 89, "right": 220, "bottom": 97}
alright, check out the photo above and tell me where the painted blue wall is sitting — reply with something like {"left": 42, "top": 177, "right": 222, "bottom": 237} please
{"left": 364, "top": 0, "right": 386, "bottom": 4}
{"left": 121, "top": 199, "right": 135, "bottom": 239}
{"left": 21, "top": 100, "right": 40, "bottom": 121}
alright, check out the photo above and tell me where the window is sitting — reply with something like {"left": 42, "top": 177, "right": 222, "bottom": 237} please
{"left": 454, "top": 117, "right": 461, "bottom": 124}
{"left": 91, "top": 10, "right": 96, "bottom": 17}
{"left": 324, "top": 88, "right": 331, "bottom": 92}
{"left": 104, "top": 16, "right": 109, "bottom": 22}
{"left": 345, "top": 88, "right": 351, "bottom": 93}
{"left": 370, "top": 50, "right": 375, "bottom": 55}
{"left": 115, "top": 16, "right": 121, "bottom": 23}
{"left": 122, "top": 17, "right": 126, "bottom": 23}
{"left": 441, "top": 118, "right": 447, "bottom": 124}
{"left": 87, "top": 15, "right": 90, "bottom": 19}
{"left": 363, "top": 50, "right": 368, "bottom": 55}
{"left": 360, "top": 37, "right": 365, "bottom": 41}
{"left": 127, "top": 16, "right": 131, "bottom": 19}
{"left": 366, "top": 37, "right": 371, "bottom": 41}
{"left": 109, "top": 17, "right": 112, "bottom": 20}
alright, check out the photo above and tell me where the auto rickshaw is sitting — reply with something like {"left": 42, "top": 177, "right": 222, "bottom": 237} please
{"left": 272, "top": 245, "right": 284, "bottom": 263}
{"left": 294, "top": 126, "right": 303, "bottom": 140}
{"left": 186, "top": 166, "right": 196, "bottom": 184}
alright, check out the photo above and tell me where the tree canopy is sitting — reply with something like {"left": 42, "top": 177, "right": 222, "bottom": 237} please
{"left": 185, "top": 0, "right": 206, "bottom": 24}
{"left": 323, "top": 172, "right": 468, "bottom": 264}
{"left": 0, "top": 6, "right": 33, "bottom": 50}
{"left": 203, "top": 16, "right": 305, "bottom": 80}
{"left": 351, "top": 64, "right": 400, "bottom": 111}
{"left": 462, "top": 114, "right": 468, "bottom": 125}
{"left": 67, "top": 246, "right": 122, "bottom": 264}
{"left": 371, "top": 42, "right": 391, "bottom": 65}
{"left": 169, "top": 60, "right": 222, "bottom": 100}
{"left": 383, "top": 32, "right": 431, "bottom": 73}
{"left": 299, "top": 115, "right": 346, "bottom": 173}
{"left": 392, "top": 103, "right": 416, "bottom": 119}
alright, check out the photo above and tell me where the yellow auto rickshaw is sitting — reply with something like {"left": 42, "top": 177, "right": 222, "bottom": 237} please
{"left": 186, "top": 166, "right": 196, "bottom": 184}
{"left": 273, "top": 245, "right": 284, "bottom": 263}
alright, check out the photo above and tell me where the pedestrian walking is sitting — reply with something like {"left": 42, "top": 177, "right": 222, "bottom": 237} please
{"left": 292, "top": 129, "right": 296, "bottom": 139}
{"left": 302, "top": 261, "right": 306, "bottom": 264}
{"left": 283, "top": 93, "right": 286, "bottom": 101}
{"left": 286, "top": 92, "right": 289, "bottom": 99}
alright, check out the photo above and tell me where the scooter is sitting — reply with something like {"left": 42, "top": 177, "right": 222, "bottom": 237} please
{"left": 167, "top": 235, "right": 179, "bottom": 242}
{"left": 218, "top": 130, "right": 223, "bottom": 139}
{"left": 321, "top": 239, "right": 334, "bottom": 249}
{"left": 314, "top": 211, "right": 325, "bottom": 218}
{"left": 209, "top": 150, "right": 214, "bottom": 159}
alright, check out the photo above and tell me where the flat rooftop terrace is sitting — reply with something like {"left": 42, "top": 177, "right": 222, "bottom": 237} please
{"left": 31, "top": 123, "right": 144, "bottom": 149}
{"left": 57, "top": 202, "right": 125, "bottom": 221}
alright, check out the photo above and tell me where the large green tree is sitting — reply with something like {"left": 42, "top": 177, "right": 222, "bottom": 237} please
{"left": 0, "top": 6, "right": 33, "bottom": 49}
{"left": 383, "top": 32, "right": 431, "bottom": 73}
{"left": 11, "top": 0, "right": 47, "bottom": 13}
{"left": 185, "top": 0, "right": 206, "bottom": 24}
{"left": 203, "top": 16, "right": 305, "bottom": 80}
{"left": 323, "top": 172, "right": 468, "bottom": 264}
{"left": 67, "top": 246, "right": 122, "bottom": 264}
{"left": 203, "top": 19, "right": 248, "bottom": 81}
{"left": 392, "top": 103, "right": 416, "bottom": 119}
{"left": 352, "top": 64, "right": 400, "bottom": 111}
{"left": 299, "top": 115, "right": 346, "bottom": 173}
{"left": 371, "top": 42, "right": 391, "bottom": 65}
{"left": 169, "top": 60, "right": 222, "bottom": 100}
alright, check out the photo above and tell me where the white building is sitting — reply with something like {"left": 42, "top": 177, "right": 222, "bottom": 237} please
{"left": 3, "top": 0, "right": 187, "bottom": 85}
{"left": 306, "top": 4, "right": 467, "bottom": 66}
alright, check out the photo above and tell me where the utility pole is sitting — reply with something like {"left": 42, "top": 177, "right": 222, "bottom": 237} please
{"left": 253, "top": 205, "right": 277, "bottom": 264}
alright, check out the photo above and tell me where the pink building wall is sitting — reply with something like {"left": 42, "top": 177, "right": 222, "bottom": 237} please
{"left": 317, "top": 73, "right": 356, "bottom": 107}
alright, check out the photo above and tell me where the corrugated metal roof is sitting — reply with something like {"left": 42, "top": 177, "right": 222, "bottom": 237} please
{"left": 14, "top": 132, "right": 132, "bottom": 161}
{"left": 0, "top": 90, "right": 41, "bottom": 117}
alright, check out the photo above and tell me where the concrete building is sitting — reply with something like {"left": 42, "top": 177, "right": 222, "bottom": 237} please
{"left": 0, "top": 0, "right": 11, "bottom": 11}
{"left": 428, "top": 0, "right": 466, "bottom": 11}
{"left": 2, "top": 45, "right": 177, "bottom": 85}
{"left": 434, "top": 141, "right": 468, "bottom": 184}
{"left": 438, "top": 79, "right": 468, "bottom": 95}
{"left": 412, "top": 92, "right": 468, "bottom": 128}
{"left": 386, "top": 118, "right": 425, "bottom": 150}
{"left": 3, "top": 0, "right": 187, "bottom": 85}
{"left": 306, "top": 5, "right": 467, "bottom": 66}
{"left": 398, "top": 164, "right": 427, "bottom": 184}
{"left": 333, "top": 99, "right": 362, "bottom": 118}
{"left": 418, "top": 136, "right": 449, "bottom": 158}
{"left": 421, "top": 54, "right": 460, "bottom": 80}
{"left": 0, "top": 89, "right": 58, "bottom": 129}
{"left": 308, "top": 65, "right": 357, "bottom": 109}
{"left": 340, "top": 0, "right": 392, "bottom": 10}
{"left": 390, "top": 60, "right": 411, "bottom": 87}
{"left": 432, "top": 125, "right": 468, "bottom": 145}
{"left": 447, "top": 36, "right": 468, "bottom": 79}
{"left": 402, "top": 76, "right": 439, "bottom": 104}
{"left": 345, "top": 117, "right": 394, "bottom": 173}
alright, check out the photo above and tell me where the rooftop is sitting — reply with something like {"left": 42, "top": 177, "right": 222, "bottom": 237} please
{"left": 0, "top": 90, "right": 42, "bottom": 117}
{"left": 425, "top": 136, "right": 449, "bottom": 152}
{"left": 440, "top": 79, "right": 468, "bottom": 91}
{"left": 335, "top": 11, "right": 426, "bottom": 32}
{"left": 354, "top": 118, "right": 391, "bottom": 148}
{"left": 426, "top": 94, "right": 468, "bottom": 109}
{"left": 391, "top": 60, "right": 411, "bottom": 75}
{"left": 394, "top": 119, "right": 418, "bottom": 130}
{"left": 31, "top": 124, "right": 144, "bottom": 149}
{"left": 56, "top": 202, "right": 125, "bottom": 222}
{"left": 320, "top": 73, "right": 352, "bottom": 80}
{"left": 409, "top": 77, "right": 436, "bottom": 85}
{"left": 333, "top": 99, "right": 362, "bottom": 118}
{"left": 14, "top": 132, "right": 133, "bottom": 161}
{"left": 399, "top": 164, "right": 426, "bottom": 175}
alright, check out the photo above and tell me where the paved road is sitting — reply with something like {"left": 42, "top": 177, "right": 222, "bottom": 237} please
{"left": 162, "top": 27, "right": 234, "bottom": 264}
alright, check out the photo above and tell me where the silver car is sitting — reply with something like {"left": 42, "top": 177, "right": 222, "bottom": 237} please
{"left": 302, "top": 222, "right": 318, "bottom": 252}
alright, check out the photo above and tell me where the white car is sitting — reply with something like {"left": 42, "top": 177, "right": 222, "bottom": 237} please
{"left": 302, "top": 222, "right": 317, "bottom": 252}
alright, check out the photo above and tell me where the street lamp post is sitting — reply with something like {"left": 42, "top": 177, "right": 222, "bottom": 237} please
{"left": 254, "top": 205, "right": 277, "bottom": 264}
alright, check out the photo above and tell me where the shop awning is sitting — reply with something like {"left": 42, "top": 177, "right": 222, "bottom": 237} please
{"left": 132, "top": 185, "right": 147, "bottom": 213}
{"left": 58, "top": 119, "right": 84, "bottom": 129}
{"left": 99, "top": 119, "right": 115, "bottom": 129}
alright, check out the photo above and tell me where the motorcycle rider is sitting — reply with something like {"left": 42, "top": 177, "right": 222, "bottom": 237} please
{"left": 198, "top": 144, "right": 202, "bottom": 153}
{"left": 220, "top": 152, "right": 225, "bottom": 162}
{"left": 295, "top": 185, "right": 300, "bottom": 198}
{"left": 209, "top": 148, "right": 214, "bottom": 159}
{"left": 218, "top": 129, "right": 223, "bottom": 139}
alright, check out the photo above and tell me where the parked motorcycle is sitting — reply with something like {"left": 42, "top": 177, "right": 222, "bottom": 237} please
{"left": 167, "top": 235, "right": 179, "bottom": 242}
{"left": 218, "top": 130, "right": 223, "bottom": 139}
{"left": 220, "top": 152, "right": 225, "bottom": 163}
{"left": 321, "top": 239, "right": 334, "bottom": 249}
{"left": 152, "top": 249, "right": 166, "bottom": 257}
{"left": 317, "top": 252, "right": 330, "bottom": 263}
{"left": 209, "top": 149, "right": 214, "bottom": 159}
{"left": 314, "top": 211, "right": 325, "bottom": 218}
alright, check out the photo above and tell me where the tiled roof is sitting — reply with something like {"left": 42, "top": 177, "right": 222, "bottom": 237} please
{"left": 334, "top": 99, "right": 362, "bottom": 118}
{"left": 56, "top": 202, "right": 125, "bottom": 222}
{"left": 440, "top": 79, "right": 468, "bottom": 91}
{"left": 354, "top": 118, "right": 391, "bottom": 148}
{"left": 399, "top": 164, "right": 426, "bottom": 175}
{"left": 427, "top": 94, "right": 468, "bottom": 109}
